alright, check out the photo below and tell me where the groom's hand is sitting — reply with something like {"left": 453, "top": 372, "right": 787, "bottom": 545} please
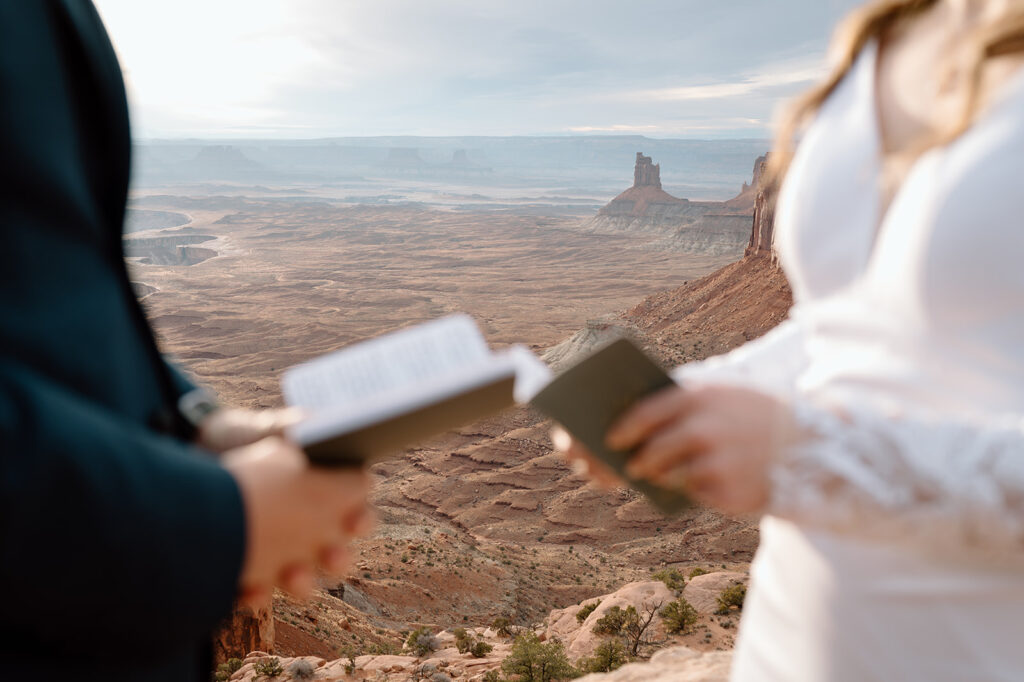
{"left": 197, "top": 407, "right": 305, "bottom": 454}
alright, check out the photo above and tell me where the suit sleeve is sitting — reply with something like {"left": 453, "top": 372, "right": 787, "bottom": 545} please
{"left": 164, "top": 357, "right": 200, "bottom": 398}
{"left": 0, "top": 361, "right": 245, "bottom": 654}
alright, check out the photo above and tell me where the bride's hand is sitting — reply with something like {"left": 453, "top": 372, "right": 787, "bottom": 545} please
{"left": 606, "top": 384, "right": 800, "bottom": 515}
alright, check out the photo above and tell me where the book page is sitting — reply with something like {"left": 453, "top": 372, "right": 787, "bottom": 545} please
{"left": 282, "top": 314, "right": 491, "bottom": 411}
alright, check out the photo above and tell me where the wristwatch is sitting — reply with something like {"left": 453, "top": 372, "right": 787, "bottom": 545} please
{"left": 178, "top": 387, "right": 221, "bottom": 431}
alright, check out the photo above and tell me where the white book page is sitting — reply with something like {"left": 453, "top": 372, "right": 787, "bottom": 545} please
{"left": 282, "top": 313, "right": 492, "bottom": 412}
{"left": 505, "top": 345, "right": 553, "bottom": 403}
{"left": 289, "top": 353, "right": 519, "bottom": 447}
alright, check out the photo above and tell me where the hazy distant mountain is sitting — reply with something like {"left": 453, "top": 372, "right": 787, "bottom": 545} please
{"left": 133, "top": 136, "right": 768, "bottom": 199}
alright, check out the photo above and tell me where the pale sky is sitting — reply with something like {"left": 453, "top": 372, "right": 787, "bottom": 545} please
{"left": 93, "top": 0, "right": 862, "bottom": 139}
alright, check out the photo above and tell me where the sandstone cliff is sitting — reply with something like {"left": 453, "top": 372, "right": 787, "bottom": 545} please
{"left": 742, "top": 154, "right": 777, "bottom": 260}
{"left": 123, "top": 233, "right": 218, "bottom": 266}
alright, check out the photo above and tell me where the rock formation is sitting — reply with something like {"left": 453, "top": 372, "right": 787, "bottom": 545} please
{"left": 541, "top": 316, "right": 640, "bottom": 371}
{"left": 598, "top": 153, "right": 689, "bottom": 218}
{"left": 633, "top": 152, "right": 662, "bottom": 188}
{"left": 185, "top": 145, "right": 265, "bottom": 180}
{"left": 123, "top": 233, "right": 218, "bottom": 266}
{"left": 221, "top": 572, "right": 749, "bottom": 681}
{"left": 545, "top": 581, "right": 675, "bottom": 661}
{"left": 383, "top": 147, "right": 426, "bottom": 171}
{"left": 743, "top": 154, "right": 777, "bottom": 260}
{"left": 213, "top": 604, "right": 274, "bottom": 664}
{"left": 585, "top": 152, "right": 757, "bottom": 256}
{"left": 124, "top": 208, "right": 191, "bottom": 233}
{"left": 443, "top": 148, "right": 492, "bottom": 175}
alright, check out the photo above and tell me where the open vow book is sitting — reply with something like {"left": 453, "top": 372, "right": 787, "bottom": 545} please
{"left": 283, "top": 314, "right": 690, "bottom": 513}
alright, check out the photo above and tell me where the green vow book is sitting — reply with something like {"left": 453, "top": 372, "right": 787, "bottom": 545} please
{"left": 530, "top": 338, "right": 692, "bottom": 515}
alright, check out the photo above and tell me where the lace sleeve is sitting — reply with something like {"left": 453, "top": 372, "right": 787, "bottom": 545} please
{"left": 769, "top": 400, "right": 1024, "bottom": 552}
{"left": 671, "top": 315, "right": 807, "bottom": 400}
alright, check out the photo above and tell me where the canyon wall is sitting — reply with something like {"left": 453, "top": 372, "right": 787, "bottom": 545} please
{"left": 743, "top": 154, "right": 777, "bottom": 260}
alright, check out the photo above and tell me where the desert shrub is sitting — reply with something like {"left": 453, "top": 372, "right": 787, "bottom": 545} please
{"left": 715, "top": 584, "right": 747, "bottom": 615}
{"left": 287, "top": 659, "right": 316, "bottom": 680}
{"left": 252, "top": 657, "right": 284, "bottom": 678}
{"left": 591, "top": 606, "right": 629, "bottom": 636}
{"left": 660, "top": 597, "right": 699, "bottom": 634}
{"left": 367, "top": 641, "right": 400, "bottom": 655}
{"left": 483, "top": 671, "right": 503, "bottom": 682}
{"left": 407, "top": 626, "right": 439, "bottom": 657}
{"left": 471, "top": 640, "right": 494, "bottom": 658}
{"left": 431, "top": 673, "right": 453, "bottom": 682}
{"left": 492, "top": 616, "right": 514, "bottom": 637}
{"left": 580, "top": 639, "right": 628, "bottom": 673}
{"left": 575, "top": 601, "right": 599, "bottom": 623}
{"left": 338, "top": 645, "right": 357, "bottom": 674}
{"left": 453, "top": 627, "right": 472, "bottom": 653}
{"left": 688, "top": 567, "right": 709, "bottom": 579}
{"left": 501, "top": 632, "right": 579, "bottom": 682}
{"left": 590, "top": 603, "right": 661, "bottom": 657}
{"left": 213, "top": 657, "right": 244, "bottom": 681}
{"left": 651, "top": 568, "right": 686, "bottom": 592}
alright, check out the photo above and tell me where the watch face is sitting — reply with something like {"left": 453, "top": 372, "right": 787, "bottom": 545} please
{"left": 178, "top": 388, "right": 220, "bottom": 427}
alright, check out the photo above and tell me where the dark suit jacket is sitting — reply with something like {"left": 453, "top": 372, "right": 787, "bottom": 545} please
{"left": 0, "top": 2, "right": 244, "bottom": 679}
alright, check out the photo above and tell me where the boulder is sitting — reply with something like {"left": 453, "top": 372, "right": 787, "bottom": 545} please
{"left": 360, "top": 654, "right": 418, "bottom": 673}
{"left": 682, "top": 571, "right": 747, "bottom": 614}
{"left": 576, "top": 645, "right": 731, "bottom": 681}
{"left": 545, "top": 580, "right": 674, "bottom": 661}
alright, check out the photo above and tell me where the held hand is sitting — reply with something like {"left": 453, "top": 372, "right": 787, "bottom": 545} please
{"left": 197, "top": 407, "right": 305, "bottom": 453}
{"left": 551, "top": 427, "right": 623, "bottom": 490}
{"left": 606, "top": 384, "right": 800, "bottom": 515}
{"left": 222, "top": 436, "right": 373, "bottom": 608}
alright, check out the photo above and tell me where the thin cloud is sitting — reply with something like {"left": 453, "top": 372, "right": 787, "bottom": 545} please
{"left": 94, "top": 0, "right": 858, "bottom": 138}
{"left": 632, "top": 59, "right": 827, "bottom": 102}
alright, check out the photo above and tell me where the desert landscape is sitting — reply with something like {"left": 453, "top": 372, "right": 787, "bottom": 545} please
{"left": 126, "top": 145, "right": 789, "bottom": 681}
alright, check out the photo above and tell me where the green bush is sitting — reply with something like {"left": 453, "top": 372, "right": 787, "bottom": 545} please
{"left": 287, "top": 660, "right": 315, "bottom": 680}
{"left": 338, "top": 645, "right": 357, "bottom": 674}
{"left": 580, "top": 639, "right": 628, "bottom": 673}
{"left": 454, "top": 627, "right": 472, "bottom": 654}
{"left": 688, "top": 567, "right": 709, "bottom": 579}
{"left": 471, "top": 640, "right": 494, "bottom": 658}
{"left": 483, "top": 671, "right": 503, "bottom": 682}
{"left": 213, "top": 657, "right": 243, "bottom": 681}
{"left": 651, "top": 568, "right": 686, "bottom": 592}
{"left": 591, "top": 606, "right": 630, "bottom": 636}
{"left": 715, "top": 584, "right": 747, "bottom": 615}
{"left": 501, "top": 632, "right": 579, "bottom": 682}
{"left": 660, "top": 597, "right": 699, "bottom": 634}
{"left": 367, "top": 641, "right": 400, "bottom": 655}
{"left": 575, "top": 601, "right": 599, "bottom": 623}
{"left": 252, "top": 657, "right": 284, "bottom": 678}
{"left": 492, "top": 616, "right": 514, "bottom": 637}
{"left": 406, "top": 626, "right": 439, "bottom": 657}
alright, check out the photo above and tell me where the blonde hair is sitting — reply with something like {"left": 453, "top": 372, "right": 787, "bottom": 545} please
{"left": 767, "top": 0, "right": 1024, "bottom": 185}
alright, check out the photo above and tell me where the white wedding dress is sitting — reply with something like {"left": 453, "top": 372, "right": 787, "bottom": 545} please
{"left": 673, "top": 39, "right": 1024, "bottom": 681}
